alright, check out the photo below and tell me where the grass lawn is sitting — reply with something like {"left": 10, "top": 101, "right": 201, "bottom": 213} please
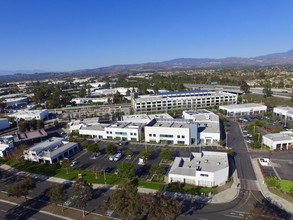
{"left": 6, "top": 161, "right": 163, "bottom": 190}
{"left": 280, "top": 180, "right": 293, "bottom": 193}
{"left": 166, "top": 182, "right": 218, "bottom": 195}
{"left": 138, "top": 180, "right": 165, "bottom": 190}
{"left": 243, "top": 93, "right": 293, "bottom": 107}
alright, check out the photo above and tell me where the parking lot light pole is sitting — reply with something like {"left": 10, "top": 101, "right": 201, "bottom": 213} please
{"left": 104, "top": 170, "right": 106, "bottom": 185}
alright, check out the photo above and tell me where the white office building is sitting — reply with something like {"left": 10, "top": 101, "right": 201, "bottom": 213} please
{"left": 79, "top": 121, "right": 143, "bottom": 142}
{"left": 8, "top": 109, "right": 48, "bottom": 121}
{"left": 24, "top": 137, "right": 79, "bottom": 164}
{"left": 183, "top": 110, "right": 220, "bottom": 144}
{"left": 168, "top": 151, "right": 229, "bottom": 187}
{"left": 273, "top": 107, "right": 293, "bottom": 121}
{"left": 219, "top": 103, "right": 267, "bottom": 117}
{"left": 262, "top": 133, "right": 293, "bottom": 150}
{"left": 132, "top": 90, "right": 238, "bottom": 113}
{"left": 144, "top": 118, "right": 198, "bottom": 145}
{"left": 0, "top": 135, "right": 14, "bottom": 157}
{"left": 0, "top": 118, "right": 9, "bottom": 130}
{"left": 121, "top": 113, "right": 173, "bottom": 124}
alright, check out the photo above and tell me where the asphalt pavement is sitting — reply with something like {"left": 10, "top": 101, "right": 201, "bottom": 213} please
{"left": 0, "top": 200, "right": 67, "bottom": 220}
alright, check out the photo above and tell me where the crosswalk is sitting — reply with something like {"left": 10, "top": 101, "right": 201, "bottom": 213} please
{"left": 225, "top": 210, "right": 248, "bottom": 219}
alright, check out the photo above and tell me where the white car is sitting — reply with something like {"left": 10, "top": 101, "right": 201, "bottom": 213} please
{"left": 109, "top": 155, "right": 115, "bottom": 161}
{"left": 114, "top": 152, "right": 122, "bottom": 161}
{"left": 70, "top": 160, "right": 78, "bottom": 167}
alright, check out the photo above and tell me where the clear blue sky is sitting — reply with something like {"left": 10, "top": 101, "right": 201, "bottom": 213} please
{"left": 0, "top": 0, "right": 292, "bottom": 73}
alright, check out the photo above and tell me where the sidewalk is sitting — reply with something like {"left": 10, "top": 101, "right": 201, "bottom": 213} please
{"left": 251, "top": 158, "right": 293, "bottom": 214}
{"left": 210, "top": 171, "right": 240, "bottom": 204}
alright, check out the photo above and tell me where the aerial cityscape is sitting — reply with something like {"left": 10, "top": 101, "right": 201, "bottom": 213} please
{"left": 0, "top": 1, "right": 293, "bottom": 220}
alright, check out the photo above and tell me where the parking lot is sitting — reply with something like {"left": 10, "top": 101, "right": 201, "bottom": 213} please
{"left": 261, "top": 159, "right": 293, "bottom": 181}
{"left": 69, "top": 141, "right": 221, "bottom": 179}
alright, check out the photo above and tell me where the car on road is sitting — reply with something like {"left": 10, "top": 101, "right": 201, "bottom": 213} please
{"left": 70, "top": 160, "right": 78, "bottom": 167}
{"left": 114, "top": 152, "right": 122, "bottom": 161}
{"left": 90, "top": 152, "right": 101, "bottom": 159}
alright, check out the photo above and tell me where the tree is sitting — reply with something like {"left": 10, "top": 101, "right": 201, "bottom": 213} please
{"left": 7, "top": 176, "right": 36, "bottom": 201}
{"left": 48, "top": 184, "right": 68, "bottom": 212}
{"left": 71, "top": 178, "right": 93, "bottom": 218}
{"left": 87, "top": 143, "right": 99, "bottom": 153}
{"left": 139, "top": 149, "right": 152, "bottom": 163}
{"left": 142, "top": 192, "right": 182, "bottom": 220}
{"left": 149, "top": 164, "right": 165, "bottom": 179}
{"left": 160, "top": 147, "right": 173, "bottom": 162}
{"left": 239, "top": 80, "right": 250, "bottom": 93}
{"left": 263, "top": 80, "right": 272, "bottom": 98}
{"left": 61, "top": 159, "right": 71, "bottom": 174}
{"left": 80, "top": 140, "right": 89, "bottom": 149}
{"left": 117, "top": 162, "right": 135, "bottom": 179}
{"left": 110, "top": 180, "right": 143, "bottom": 220}
{"left": 106, "top": 144, "right": 117, "bottom": 155}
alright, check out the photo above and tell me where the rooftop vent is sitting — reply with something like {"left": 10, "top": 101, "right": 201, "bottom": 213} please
{"left": 217, "top": 162, "right": 221, "bottom": 166}
{"left": 204, "top": 159, "right": 208, "bottom": 163}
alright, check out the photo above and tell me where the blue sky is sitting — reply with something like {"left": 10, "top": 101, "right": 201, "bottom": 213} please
{"left": 0, "top": 0, "right": 292, "bottom": 73}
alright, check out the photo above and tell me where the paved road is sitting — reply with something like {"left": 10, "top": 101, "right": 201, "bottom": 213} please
{"left": 178, "top": 189, "right": 264, "bottom": 220}
{"left": 228, "top": 121, "right": 257, "bottom": 182}
{"left": 0, "top": 200, "right": 65, "bottom": 220}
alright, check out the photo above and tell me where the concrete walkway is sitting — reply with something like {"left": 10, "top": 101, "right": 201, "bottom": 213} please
{"left": 251, "top": 158, "right": 293, "bottom": 214}
{"left": 210, "top": 171, "right": 240, "bottom": 204}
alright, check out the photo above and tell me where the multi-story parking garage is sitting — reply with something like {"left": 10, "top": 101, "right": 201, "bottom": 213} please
{"left": 131, "top": 90, "right": 238, "bottom": 113}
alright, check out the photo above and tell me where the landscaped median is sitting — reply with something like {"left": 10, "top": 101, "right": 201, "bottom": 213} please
{"left": 4, "top": 160, "right": 165, "bottom": 191}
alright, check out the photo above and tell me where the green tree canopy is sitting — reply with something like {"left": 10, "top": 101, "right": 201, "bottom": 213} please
{"left": 48, "top": 184, "right": 68, "bottom": 212}
{"left": 72, "top": 178, "right": 93, "bottom": 217}
{"left": 110, "top": 180, "right": 143, "bottom": 220}
{"left": 106, "top": 144, "right": 117, "bottom": 155}
{"left": 117, "top": 162, "right": 135, "bottom": 179}
{"left": 160, "top": 147, "right": 173, "bottom": 162}
{"left": 87, "top": 143, "right": 99, "bottom": 153}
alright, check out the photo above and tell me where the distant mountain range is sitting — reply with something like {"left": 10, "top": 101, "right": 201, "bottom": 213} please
{"left": 1, "top": 49, "right": 293, "bottom": 82}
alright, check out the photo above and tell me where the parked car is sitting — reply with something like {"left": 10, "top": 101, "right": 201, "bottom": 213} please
{"left": 109, "top": 155, "right": 115, "bottom": 161}
{"left": 102, "top": 167, "right": 112, "bottom": 173}
{"left": 114, "top": 152, "right": 122, "bottom": 161}
{"left": 119, "top": 141, "right": 128, "bottom": 146}
{"left": 90, "top": 152, "right": 101, "bottom": 159}
{"left": 70, "top": 160, "right": 78, "bottom": 167}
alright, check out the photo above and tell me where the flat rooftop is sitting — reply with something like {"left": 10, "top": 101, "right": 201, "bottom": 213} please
{"left": 147, "top": 118, "right": 195, "bottom": 129}
{"left": 264, "top": 133, "right": 293, "bottom": 142}
{"left": 40, "top": 142, "right": 78, "bottom": 158}
{"left": 28, "top": 137, "right": 63, "bottom": 153}
{"left": 15, "top": 129, "right": 48, "bottom": 142}
{"left": 169, "top": 151, "right": 228, "bottom": 176}
{"left": 108, "top": 121, "right": 144, "bottom": 129}
{"left": 220, "top": 103, "right": 266, "bottom": 110}
{"left": 80, "top": 124, "right": 109, "bottom": 131}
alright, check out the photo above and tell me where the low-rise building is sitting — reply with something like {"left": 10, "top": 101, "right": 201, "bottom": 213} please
{"left": 182, "top": 110, "right": 220, "bottom": 144}
{"left": 0, "top": 118, "right": 9, "bottom": 130}
{"left": 8, "top": 109, "right": 48, "bottom": 121}
{"left": 273, "top": 107, "right": 293, "bottom": 121}
{"left": 168, "top": 151, "right": 229, "bottom": 187}
{"left": 144, "top": 118, "right": 198, "bottom": 145}
{"left": 0, "top": 135, "right": 14, "bottom": 157}
{"left": 3, "top": 97, "right": 28, "bottom": 107}
{"left": 71, "top": 97, "right": 109, "bottom": 105}
{"left": 24, "top": 137, "right": 79, "bottom": 164}
{"left": 262, "top": 133, "right": 293, "bottom": 150}
{"left": 219, "top": 103, "right": 267, "bottom": 117}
